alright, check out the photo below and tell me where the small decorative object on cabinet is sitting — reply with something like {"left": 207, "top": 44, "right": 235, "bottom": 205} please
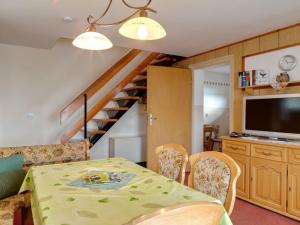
{"left": 222, "top": 136, "right": 300, "bottom": 222}
{"left": 255, "top": 70, "right": 270, "bottom": 85}
{"left": 270, "top": 72, "right": 290, "bottom": 91}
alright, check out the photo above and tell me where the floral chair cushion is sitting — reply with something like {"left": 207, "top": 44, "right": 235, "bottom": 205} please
{"left": 158, "top": 148, "right": 183, "bottom": 180}
{"left": 0, "top": 142, "right": 87, "bottom": 166}
{"left": 193, "top": 157, "right": 231, "bottom": 204}
{"left": 0, "top": 193, "right": 30, "bottom": 225}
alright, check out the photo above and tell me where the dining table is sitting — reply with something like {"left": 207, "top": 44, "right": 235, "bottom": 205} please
{"left": 19, "top": 158, "right": 233, "bottom": 225}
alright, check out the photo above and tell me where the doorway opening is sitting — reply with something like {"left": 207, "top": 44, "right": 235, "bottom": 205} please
{"left": 190, "top": 57, "right": 233, "bottom": 154}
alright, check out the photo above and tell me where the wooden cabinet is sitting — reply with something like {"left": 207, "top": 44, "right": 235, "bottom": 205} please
{"left": 222, "top": 137, "right": 300, "bottom": 221}
{"left": 288, "top": 165, "right": 300, "bottom": 217}
{"left": 289, "top": 149, "right": 300, "bottom": 164}
{"left": 223, "top": 140, "right": 250, "bottom": 156}
{"left": 250, "top": 158, "right": 287, "bottom": 211}
{"left": 226, "top": 152, "right": 250, "bottom": 199}
{"left": 251, "top": 144, "right": 287, "bottom": 162}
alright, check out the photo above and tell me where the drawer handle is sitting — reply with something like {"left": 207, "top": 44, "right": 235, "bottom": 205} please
{"left": 295, "top": 155, "right": 300, "bottom": 159}
{"left": 230, "top": 146, "right": 238, "bottom": 150}
{"left": 262, "top": 152, "right": 272, "bottom": 156}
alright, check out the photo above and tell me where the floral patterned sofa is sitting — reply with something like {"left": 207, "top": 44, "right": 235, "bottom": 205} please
{"left": 0, "top": 141, "right": 89, "bottom": 225}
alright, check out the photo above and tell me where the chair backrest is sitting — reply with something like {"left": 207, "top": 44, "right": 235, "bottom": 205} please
{"left": 124, "top": 202, "right": 224, "bottom": 225}
{"left": 188, "top": 152, "right": 240, "bottom": 215}
{"left": 0, "top": 140, "right": 90, "bottom": 168}
{"left": 154, "top": 144, "right": 188, "bottom": 184}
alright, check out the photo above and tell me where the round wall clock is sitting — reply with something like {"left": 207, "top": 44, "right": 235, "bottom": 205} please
{"left": 278, "top": 55, "right": 297, "bottom": 71}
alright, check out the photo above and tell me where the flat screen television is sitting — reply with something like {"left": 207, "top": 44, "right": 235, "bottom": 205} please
{"left": 243, "top": 94, "right": 300, "bottom": 140}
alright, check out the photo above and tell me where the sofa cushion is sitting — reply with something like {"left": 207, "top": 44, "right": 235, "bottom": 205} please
{"left": 0, "top": 154, "right": 24, "bottom": 173}
{"left": 0, "top": 170, "right": 27, "bottom": 200}
{"left": 0, "top": 142, "right": 88, "bottom": 167}
{"left": 22, "top": 142, "right": 87, "bottom": 166}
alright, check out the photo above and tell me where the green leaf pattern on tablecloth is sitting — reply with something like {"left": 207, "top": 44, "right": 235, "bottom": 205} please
{"left": 98, "top": 198, "right": 109, "bottom": 203}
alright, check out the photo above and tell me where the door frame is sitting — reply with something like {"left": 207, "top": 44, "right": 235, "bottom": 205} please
{"left": 189, "top": 55, "right": 235, "bottom": 136}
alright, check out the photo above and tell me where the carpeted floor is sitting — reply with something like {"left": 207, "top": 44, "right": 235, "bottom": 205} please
{"left": 231, "top": 199, "right": 300, "bottom": 225}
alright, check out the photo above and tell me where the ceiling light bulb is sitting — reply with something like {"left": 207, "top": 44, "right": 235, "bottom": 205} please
{"left": 137, "top": 24, "right": 149, "bottom": 40}
{"left": 72, "top": 25, "right": 113, "bottom": 50}
{"left": 119, "top": 15, "right": 166, "bottom": 40}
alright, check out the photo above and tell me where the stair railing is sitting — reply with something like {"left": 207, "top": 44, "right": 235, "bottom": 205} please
{"left": 61, "top": 52, "right": 159, "bottom": 143}
{"left": 60, "top": 49, "right": 141, "bottom": 124}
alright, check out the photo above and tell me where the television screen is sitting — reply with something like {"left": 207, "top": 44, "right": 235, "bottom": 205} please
{"left": 245, "top": 96, "right": 300, "bottom": 135}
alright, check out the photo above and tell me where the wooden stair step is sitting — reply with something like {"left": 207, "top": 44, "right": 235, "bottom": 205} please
{"left": 88, "top": 130, "right": 106, "bottom": 136}
{"left": 103, "top": 107, "right": 129, "bottom": 111}
{"left": 92, "top": 118, "right": 118, "bottom": 123}
{"left": 123, "top": 86, "right": 147, "bottom": 92}
{"left": 112, "top": 96, "right": 140, "bottom": 101}
{"left": 132, "top": 76, "right": 147, "bottom": 83}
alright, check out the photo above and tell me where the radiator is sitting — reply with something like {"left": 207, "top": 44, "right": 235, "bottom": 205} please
{"left": 109, "top": 136, "right": 146, "bottom": 163}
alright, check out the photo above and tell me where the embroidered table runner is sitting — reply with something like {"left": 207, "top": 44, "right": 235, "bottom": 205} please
{"left": 20, "top": 158, "right": 233, "bottom": 225}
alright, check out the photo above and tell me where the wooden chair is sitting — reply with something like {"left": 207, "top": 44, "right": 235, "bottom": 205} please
{"left": 188, "top": 152, "right": 240, "bottom": 215}
{"left": 124, "top": 202, "right": 224, "bottom": 225}
{"left": 154, "top": 144, "right": 188, "bottom": 184}
{"left": 203, "top": 126, "right": 215, "bottom": 151}
{"left": 203, "top": 125, "right": 220, "bottom": 151}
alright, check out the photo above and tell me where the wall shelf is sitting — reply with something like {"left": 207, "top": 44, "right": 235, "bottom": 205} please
{"left": 239, "top": 80, "right": 300, "bottom": 90}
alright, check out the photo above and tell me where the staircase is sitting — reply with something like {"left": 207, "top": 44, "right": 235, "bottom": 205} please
{"left": 60, "top": 50, "right": 183, "bottom": 146}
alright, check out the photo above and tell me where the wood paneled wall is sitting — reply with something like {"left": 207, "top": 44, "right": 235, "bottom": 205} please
{"left": 175, "top": 23, "right": 300, "bottom": 132}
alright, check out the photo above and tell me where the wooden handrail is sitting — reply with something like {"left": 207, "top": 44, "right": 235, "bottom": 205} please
{"left": 61, "top": 52, "right": 159, "bottom": 143}
{"left": 60, "top": 49, "right": 141, "bottom": 123}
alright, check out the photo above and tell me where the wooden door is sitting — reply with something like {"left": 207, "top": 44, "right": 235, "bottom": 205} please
{"left": 288, "top": 165, "right": 300, "bottom": 217}
{"left": 250, "top": 158, "right": 287, "bottom": 212}
{"left": 226, "top": 152, "right": 250, "bottom": 199}
{"left": 147, "top": 66, "right": 192, "bottom": 170}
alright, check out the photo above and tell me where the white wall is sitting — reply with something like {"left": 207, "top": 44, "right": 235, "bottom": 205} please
{"left": 91, "top": 102, "right": 147, "bottom": 160}
{"left": 0, "top": 39, "right": 147, "bottom": 155}
{"left": 203, "top": 71, "right": 230, "bottom": 137}
{"left": 192, "top": 70, "right": 205, "bottom": 154}
{"left": 245, "top": 45, "right": 300, "bottom": 82}
{"left": 192, "top": 69, "right": 230, "bottom": 153}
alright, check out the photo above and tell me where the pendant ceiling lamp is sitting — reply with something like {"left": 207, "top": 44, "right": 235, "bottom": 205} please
{"left": 73, "top": 0, "right": 166, "bottom": 50}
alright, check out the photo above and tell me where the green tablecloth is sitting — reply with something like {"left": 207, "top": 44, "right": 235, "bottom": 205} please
{"left": 19, "top": 158, "right": 233, "bottom": 225}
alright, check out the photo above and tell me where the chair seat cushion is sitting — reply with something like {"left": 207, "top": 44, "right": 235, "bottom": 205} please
{"left": 0, "top": 193, "right": 30, "bottom": 225}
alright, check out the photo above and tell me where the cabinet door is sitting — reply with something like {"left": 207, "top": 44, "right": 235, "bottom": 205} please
{"left": 226, "top": 152, "right": 250, "bottom": 199}
{"left": 288, "top": 165, "right": 300, "bottom": 217}
{"left": 250, "top": 158, "right": 287, "bottom": 212}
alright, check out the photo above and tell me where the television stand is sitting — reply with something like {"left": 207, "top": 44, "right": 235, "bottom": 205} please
{"left": 221, "top": 136, "right": 300, "bottom": 222}
{"left": 256, "top": 136, "right": 289, "bottom": 142}
{"left": 241, "top": 134, "right": 300, "bottom": 143}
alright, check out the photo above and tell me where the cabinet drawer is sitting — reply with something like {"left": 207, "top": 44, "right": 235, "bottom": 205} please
{"left": 289, "top": 149, "right": 300, "bottom": 165}
{"left": 251, "top": 144, "right": 287, "bottom": 162}
{"left": 223, "top": 140, "right": 250, "bottom": 156}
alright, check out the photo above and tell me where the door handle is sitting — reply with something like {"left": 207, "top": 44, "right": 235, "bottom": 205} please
{"left": 149, "top": 113, "right": 157, "bottom": 126}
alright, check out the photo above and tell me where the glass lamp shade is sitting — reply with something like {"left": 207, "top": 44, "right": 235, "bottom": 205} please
{"left": 119, "top": 16, "right": 166, "bottom": 40}
{"left": 72, "top": 31, "right": 113, "bottom": 50}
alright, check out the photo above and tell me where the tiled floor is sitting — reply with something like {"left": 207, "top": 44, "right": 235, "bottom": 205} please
{"left": 231, "top": 199, "right": 300, "bottom": 225}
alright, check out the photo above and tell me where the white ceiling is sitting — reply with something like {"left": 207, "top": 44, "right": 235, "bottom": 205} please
{"left": 1, "top": 0, "right": 300, "bottom": 56}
